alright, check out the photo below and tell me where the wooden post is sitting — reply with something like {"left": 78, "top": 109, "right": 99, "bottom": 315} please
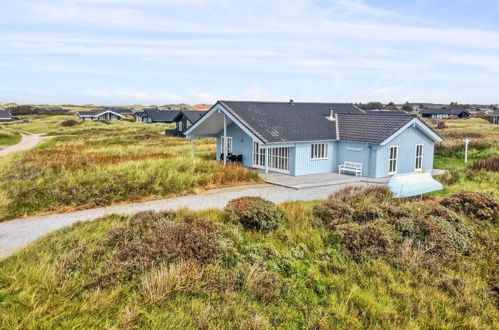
{"left": 463, "top": 139, "right": 471, "bottom": 163}
{"left": 223, "top": 114, "right": 227, "bottom": 166}
{"left": 191, "top": 139, "right": 195, "bottom": 157}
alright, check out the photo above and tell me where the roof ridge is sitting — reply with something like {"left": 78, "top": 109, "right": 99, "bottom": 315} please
{"left": 220, "top": 100, "right": 355, "bottom": 105}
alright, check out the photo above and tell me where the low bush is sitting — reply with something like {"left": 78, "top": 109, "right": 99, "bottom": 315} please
{"left": 225, "top": 196, "right": 284, "bottom": 232}
{"left": 60, "top": 119, "right": 79, "bottom": 127}
{"left": 470, "top": 155, "right": 499, "bottom": 172}
{"left": 313, "top": 188, "right": 480, "bottom": 262}
{"left": 97, "top": 212, "right": 223, "bottom": 286}
{"left": 312, "top": 197, "right": 352, "bottom": 227}
{"left": 436, "top": 120, "right": 447, "bottom": 129}
{"left": 441, "top": 191, "right": 499, "bottom": 223}
{"left": 141, "top": 260, "right": 205, "bottom": 305}
{"left": 244, "top": 264, "right": 283, "bottom": 302}
{"left": 313, "top": 186, "right": 391, "bottom": 227}
{"left": 335, "top": 222, "right": 394, "bottom": 260}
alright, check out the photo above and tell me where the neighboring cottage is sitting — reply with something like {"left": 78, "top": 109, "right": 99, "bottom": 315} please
{"left": 468, "top": 107, "right": 494, "bottom": 115}
{"left": 420, "top": 108, "right": 470, "bottom": 119}
{"left": 492, "top": 110, "right": 499, "bottom": 125}
{"left": 185, "top": 100, "right": 443, "bottom": 178}
{"left": 75, "top": 109, "right": 125, "bottom": 121}
{"left": 0, "top": 109, "right": 12, "bottom": 122}
{"left": 105, "top": 107, "right": 135, "bottom": 117}
{"left": 167, "top": 110, "right": 208, "bottom": 137}
{"left": 134, "top": 108, "right": 180, "bottom": 123}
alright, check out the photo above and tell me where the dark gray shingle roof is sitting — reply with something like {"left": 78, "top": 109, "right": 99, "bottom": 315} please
{"left": 0, "top": 109, "right": 11, "bottom": 120}
{"left": 106, "top": 108, "right": 134, "bottom": 115}
{"left": 337, "top": 113, "right": 415, "bottom": 143}
{"left": 181, "top": 110, "right": 208, "bottom": 124}
{"left": 143, "top": 109, "right": 180, "bottom": 122}
{"left": 220, "top": 101, "right": 364, "bottom": 143}
{"left": 420, "top": 108, "right": 469, "bottom": 115}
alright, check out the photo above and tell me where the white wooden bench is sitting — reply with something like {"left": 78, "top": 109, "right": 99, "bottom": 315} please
{"left": 338, "top": 161, "right": 363, "bottom": 177}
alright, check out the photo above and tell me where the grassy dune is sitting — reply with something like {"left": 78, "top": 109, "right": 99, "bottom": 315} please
{"left": 0, "top": 187, "right": 497, "bottom": 328}
{"left": 0, "top": 127, "right": 21, "bottom": 149}
{"left": 0, "top": 117, "right": 260, "bottom": 220}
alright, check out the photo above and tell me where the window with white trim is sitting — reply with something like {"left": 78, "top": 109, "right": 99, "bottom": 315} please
{"left": 415, "top": 144, "right": 424, "bottom": 171}
{"left": 388, "top": 146, "right": 398, "bottom": 174}
{"left": 178, "top": 121, "right": 183, "bottom": 131}
{"left": 311, "top": 143, "right": 328, "bottom": 160}
{"left": 220, "top": 136, "right": 233, "bottom": 154}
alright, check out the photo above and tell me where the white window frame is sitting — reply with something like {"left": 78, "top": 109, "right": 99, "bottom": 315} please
{"left": 388, "top": 145, "right": 398, "bottom": 175}
{"left": 415, "top": 144, "right": 424, "bottom": 171}
{"left": 311, "top": 143, "right": 328, "bottom": 160}
{"left": 252, "top": 142, "right": 290, "bottom": 174}
{"left": 221, "top": 136, "right": 233, "bottom": 154}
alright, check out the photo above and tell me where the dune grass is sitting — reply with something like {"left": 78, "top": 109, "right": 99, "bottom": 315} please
{"left": 0, "top": 187, "right": 497, "bottom": 328}
{"left": 430, "top": 118, "right": 499, "bottom": 196}
{"left": 0, "top": 127, "right": 21, "bottom": 149}
{"left": 0, "top": 117, "right": 260, "bottom": 221}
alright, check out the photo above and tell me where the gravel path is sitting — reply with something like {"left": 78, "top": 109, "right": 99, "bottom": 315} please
{"left": 0, "top": 132, "right": 45, "bottom": 157}
{"left": 0, "top": 181, "right": 376, "bottom": 259}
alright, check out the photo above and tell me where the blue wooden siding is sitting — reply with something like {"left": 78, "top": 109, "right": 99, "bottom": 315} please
{"left": 293, "top": 141, "right": 337, "bottom": 176}
{"left": 336, "top": 141, "right": 377, "bottom": 177}
{"left": 215, "top": 123, "right": 254, "bottom": 168}
{"left": 211, "top": 119, "right": 436, "bottom": 178}
{"left": 375, "top": 125, "right": 435, "bottom": 178}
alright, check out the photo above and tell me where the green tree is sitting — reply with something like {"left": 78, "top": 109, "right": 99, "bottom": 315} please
{"left": 401, "top": 102, "right": 414, "bottom": 112}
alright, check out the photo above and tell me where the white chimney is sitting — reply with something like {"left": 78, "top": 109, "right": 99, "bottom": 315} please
{"left": 328, "top": 108, "right": 336, "bottom": 121}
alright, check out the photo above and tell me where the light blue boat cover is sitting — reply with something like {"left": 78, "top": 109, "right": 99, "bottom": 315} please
{"left": 387, "top": 172, "right": 443, "bottom": 198}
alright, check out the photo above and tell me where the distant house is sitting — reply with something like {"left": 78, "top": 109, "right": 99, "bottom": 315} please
{"left": 420, "top": 108, "right": 470, "bottom": 119}
{"left": 468, "top": 107, "right": 495, "bottom": 116}
{"left": 105, "top": 108, "right": 135, "bottom": 117}
{"left": 0, "top": 109, "right": 12, "bottom": 122}
{"left": 167, "top": 110, "right": 208, "bottom": 137}
{"left": 134, "top": 108, "right": 180, "bottom": 123}
{"left": 492, "top": 110, "right": 499, "bottom": 125}
{"left": 75, "top": 109, "right": 125, "bottom": 121}
{"left": 186, "top": 100, "right": 443, "bottom": 178}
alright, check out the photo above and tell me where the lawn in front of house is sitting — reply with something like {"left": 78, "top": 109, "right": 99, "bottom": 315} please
{"left": 0, "top": 116, "right": 260, "bottom": 221}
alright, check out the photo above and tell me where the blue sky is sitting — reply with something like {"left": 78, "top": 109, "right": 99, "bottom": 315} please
{"left": 1, "top": 0, "right": 499, "bottom": 105}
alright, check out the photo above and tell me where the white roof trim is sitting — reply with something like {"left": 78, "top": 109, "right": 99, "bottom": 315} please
{"left": 185, "top": 102, "right": 265, "bottom": 144}
{"left": 380, "top": 118, "right": 443, "bottom": 146}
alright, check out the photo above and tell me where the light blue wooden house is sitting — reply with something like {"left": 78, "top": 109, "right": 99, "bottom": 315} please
{"left": 185, "top": 100, "right": 443, "bottom": 178}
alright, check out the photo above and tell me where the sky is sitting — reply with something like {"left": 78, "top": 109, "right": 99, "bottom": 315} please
{"left": 1, "top": 0, "right": 499, "bottom": 106}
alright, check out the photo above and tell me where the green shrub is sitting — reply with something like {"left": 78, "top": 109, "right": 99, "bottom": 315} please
{"left": 97, "top": 212, "right": 223, "bottom": 286}
{"left": 351, "top": 197, "right": 385, "bottom": 223}
{"left": 335, "top": 222, "right": 394, "bottom": 260}
{"left": 469, "top": 155, "right": 499, "bottom": 172}
{"left": 244, "top": 264, "right": 282, "bottom": 302}
{"left": 61, "top": 119, "right": 79, "bottom": 127}
{"left": 414, "top": 214, "right": 475, "bottom": 257}
{"left": 441, "top": 191, "right": 499, "bottom": 223}
{"left": 312, "top": 197, "right": 352, "bottom": 227}
{"left": 393, "top": 217, "right": 416, "bottom": 238}
{"left": 225, "top": 197, "right": 283, "bottom": 232}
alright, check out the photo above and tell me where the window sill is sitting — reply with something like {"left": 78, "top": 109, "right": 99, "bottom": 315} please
{"left": 311, "top": 158, "right": 328, "bottom": 161}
